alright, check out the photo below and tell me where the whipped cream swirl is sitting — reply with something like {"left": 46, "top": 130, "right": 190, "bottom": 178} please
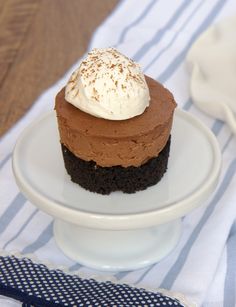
{"left": 65, "top": 48, "right": 150, "bottom": 120}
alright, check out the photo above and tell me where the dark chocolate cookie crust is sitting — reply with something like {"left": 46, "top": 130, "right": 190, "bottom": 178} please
{"left": 61, "top": 137, "right": 171, "bottom": 195}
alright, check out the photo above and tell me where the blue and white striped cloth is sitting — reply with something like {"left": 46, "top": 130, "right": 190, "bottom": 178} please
{"left": 1, "top": 0, "right": 236, "bottom": 306}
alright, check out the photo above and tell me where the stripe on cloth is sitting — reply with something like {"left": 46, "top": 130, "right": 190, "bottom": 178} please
{"left": 0, "top": 194, "right": 26, "bottom": 234}
{"left": 212, "top": 120, "right": 225, "bottom": 136}
{"left": 115, "top": 271, "right": 132, "bottom": 280}
{"left": 223, "top": 220, "right": 236, "bottom": 307}
{"left": 22, "top": 222, "right": 53, "bottom": 254}
{"left": 69, "top": 263, "right": 82, "bottom": 272}
{"left": 133, "top": 0, "right": 193, "bottom": 61}
{"left": 222, "top": 134, "right": 233, "bottom": 153}
{"left": 0, "top": 153, "right": 11, "bottom": 171}
{"left": 183, "top": 98, "right": 193, "bottom": 111}
{"left": 3, "top": 209, "right": 39, "bottom": 249}
{"left": 116, "top": 0, "right": 158, "bottom": 46}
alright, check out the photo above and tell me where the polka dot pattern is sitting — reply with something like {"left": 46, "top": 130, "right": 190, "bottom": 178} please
{"left": 0, "top": 255, "right": 184, "bottom": 306}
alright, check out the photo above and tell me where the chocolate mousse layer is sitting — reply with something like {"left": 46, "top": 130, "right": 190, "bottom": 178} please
{"left": 55, "top": 76, "right": 176, "bottom": 167}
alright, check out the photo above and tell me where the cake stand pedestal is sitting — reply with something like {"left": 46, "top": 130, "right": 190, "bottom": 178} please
{"left": 12, "top": 109, "right": 221, "bottom": 271}
{"left": 54, "top": 219, "right": 181, "bottom": 271}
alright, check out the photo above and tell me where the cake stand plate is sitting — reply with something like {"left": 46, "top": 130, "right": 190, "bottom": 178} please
{"left": 12, "top": 109, "right": 221, "bottom": 271}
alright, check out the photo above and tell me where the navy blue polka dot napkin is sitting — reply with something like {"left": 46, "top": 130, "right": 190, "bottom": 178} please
{"left": 0, "top": 255, "right": 186, "bottom": 307}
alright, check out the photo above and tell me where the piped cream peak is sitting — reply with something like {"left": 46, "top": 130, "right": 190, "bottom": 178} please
{"left": 65, "top": 48, "right": 150, "bottom": 120}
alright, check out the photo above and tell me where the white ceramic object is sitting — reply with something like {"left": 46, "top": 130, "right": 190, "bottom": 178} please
{"left": 12, "top": 109, "right": 221, "bottom": 271}
{"left": 187, "top": 15, "right": 236, "bottom": 134}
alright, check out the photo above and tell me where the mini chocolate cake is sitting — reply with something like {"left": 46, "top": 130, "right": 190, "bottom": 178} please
{"left": 55, "top": 48, "right": 177, "bottom": 194}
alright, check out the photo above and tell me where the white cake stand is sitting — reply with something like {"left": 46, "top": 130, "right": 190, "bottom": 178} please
{"left": 12, "top": 109, "right": 221, "bottom": 271}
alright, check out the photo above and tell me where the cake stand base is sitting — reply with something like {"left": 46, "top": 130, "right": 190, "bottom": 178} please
{"left": 54, "top": 219, "right": 182, "bottom": 271}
